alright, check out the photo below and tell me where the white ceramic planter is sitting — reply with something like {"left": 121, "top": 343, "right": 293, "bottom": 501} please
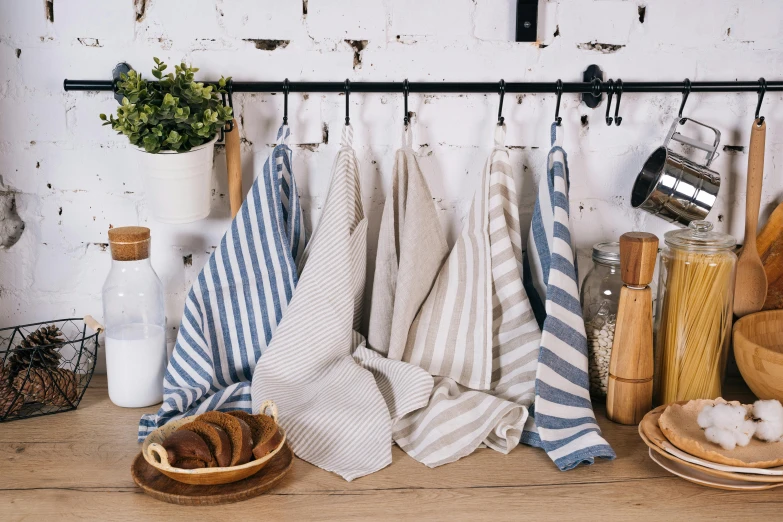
{"left": 136, "top": 136, "right": 217, "bottom": 224}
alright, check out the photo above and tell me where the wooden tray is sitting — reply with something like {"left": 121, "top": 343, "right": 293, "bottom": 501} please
{"left": 131, "top": 442, "right": 294, "bottom": 505}
{"left": 639, "top": 405, "right": 783, "bottom": 484}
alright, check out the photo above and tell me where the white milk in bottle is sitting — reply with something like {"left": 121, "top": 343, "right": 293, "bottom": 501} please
{"left": 102, "top": 227, "right": 167, "bottom": 408}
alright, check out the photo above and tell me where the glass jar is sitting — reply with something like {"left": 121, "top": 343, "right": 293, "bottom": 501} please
{"left": 580, "top": 242, "right": 623, "bottom": 399}
{"left": 102, "top": 226, "right": 166, "bottom": 408}
{"left": 654, "top": 220, "right": 736, "bottom": 405}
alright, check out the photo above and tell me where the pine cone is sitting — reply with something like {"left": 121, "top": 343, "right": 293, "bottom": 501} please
{"left": 7, "top": 325, "right": 64, "bottom": 376}
{"left": 14, "top": 367, "right": 78, "bottom": 407}
{"left": 0, "top": 366, "right": 22, "bottom": 418}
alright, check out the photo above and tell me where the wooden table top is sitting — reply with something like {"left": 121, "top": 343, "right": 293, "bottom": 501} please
{"left": 1, "top": 375, "right": 779, "bottom": 521}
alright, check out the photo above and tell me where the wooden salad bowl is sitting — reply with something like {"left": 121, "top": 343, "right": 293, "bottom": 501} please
{"left": 734, "top": 310, "right": 783, "bottom": 403}
{"left": 142, "top": 400, "right": 286, "bottom": 486}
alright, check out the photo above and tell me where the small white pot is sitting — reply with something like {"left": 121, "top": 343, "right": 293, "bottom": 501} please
{"left": 136, "top": 136, "right": 217, "bottom": 224}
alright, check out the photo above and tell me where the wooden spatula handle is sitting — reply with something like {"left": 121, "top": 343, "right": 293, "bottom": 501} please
{"left": 225, "top": 118, "right": 243, "bottom": 219}
{"left": 745, "top": 119, "right": 766, "bottom": 250}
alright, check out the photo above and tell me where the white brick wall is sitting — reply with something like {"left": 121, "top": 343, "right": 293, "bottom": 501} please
{"left": 1, "top": 0, "right": 783, "bottom": 372}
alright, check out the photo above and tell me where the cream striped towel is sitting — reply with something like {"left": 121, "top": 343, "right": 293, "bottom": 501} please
{"left": 368, "top": 126, "right": 449, "bottom": 358}
{"left": 251, "top": 126, "right": 433, "bottom": 481}
{"left": 370, "top": 125, "right": 542, "bottom": 467}
{"left": 521, "top": 123, "right": 615, "bottom": 470}
{"left": 139, "top": 125, "right": 306, "bottom": 440}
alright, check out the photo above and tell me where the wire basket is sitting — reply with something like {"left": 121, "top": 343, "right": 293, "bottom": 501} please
{"left": 0, "top": 318, "right": 99, "bottom": 422}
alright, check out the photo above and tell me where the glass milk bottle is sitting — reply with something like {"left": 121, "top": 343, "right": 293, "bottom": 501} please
{"left": 102, "top": 226, "right": 166, "bottom": 407}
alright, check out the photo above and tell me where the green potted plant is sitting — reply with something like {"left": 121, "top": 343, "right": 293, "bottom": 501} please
{"left": 101, "top": 59, "right": 233, "bottom": 224}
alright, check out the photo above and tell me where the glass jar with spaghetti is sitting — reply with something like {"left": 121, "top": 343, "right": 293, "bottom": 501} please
{"left": 653, "top": 220, "right": 737, "bottom": 405}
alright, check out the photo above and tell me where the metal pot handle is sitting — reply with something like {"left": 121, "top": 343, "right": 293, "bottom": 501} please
{"left": 663, "top": 117, "right": 722, "bottom": 167}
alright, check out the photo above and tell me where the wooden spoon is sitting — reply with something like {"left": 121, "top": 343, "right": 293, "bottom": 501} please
{"left": 734, "top": 118, "right": 768, "bottom": 317}
{"left": 225, "top": 118, "right": 243, "bottom": 218}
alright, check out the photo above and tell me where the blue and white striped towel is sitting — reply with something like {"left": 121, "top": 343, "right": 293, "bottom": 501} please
{"left": 138, "top": 124, "right": 306, "bottom": 441}
{"left": 522, "top": 123, "right": 615, "bottom": 470}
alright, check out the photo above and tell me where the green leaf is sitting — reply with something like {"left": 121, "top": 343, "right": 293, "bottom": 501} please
{"left": 101, "top": 58, "right": 231, "bottom": 152}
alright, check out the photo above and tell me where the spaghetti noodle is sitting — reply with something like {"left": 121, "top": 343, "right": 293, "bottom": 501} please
{"left": 655, "top": 248, "right": 735, "bottom": 404}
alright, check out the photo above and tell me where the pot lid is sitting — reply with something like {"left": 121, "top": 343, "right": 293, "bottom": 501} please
{"left": 592, "top": 242, "right": 620, "bottom": 265}
{"left": 664, "top": 220, "right": 736, "bottom": 250}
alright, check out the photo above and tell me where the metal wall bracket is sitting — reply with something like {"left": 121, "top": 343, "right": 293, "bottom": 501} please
{"left": 582, "top": 64, "right": 604, "bottom": 109}
{"left": 515, "top": 0, "right": 538, "bottom": 42}
{"left": 112, "top": 62, "right": 132, "bottom": 104}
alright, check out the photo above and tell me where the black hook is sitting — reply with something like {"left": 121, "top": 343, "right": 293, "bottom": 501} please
{"left": 497, "top": 79, "right": 506, "bottom": 126}
{"left": 344, "top": 79, "right": 351, "bottom": 126}
{"left": 755, "top": 77, "right": 767, "bottom": 125}
{"left": 678, "top": 78, "right": 691, "bottom": 123}
{"left": 613, "top": 79, "right": 623, "bottom": 126}
{"left": 554, "top": 79, "right": 563, "bottom": 126}
{"left": 605, "top": 79, "right": 615, "bottom": 125}
{"left": 282, "top": 78, "right": 290, "bottom": 126}
{"left": 403, "top": 79, "right": 410, "bottom": 127}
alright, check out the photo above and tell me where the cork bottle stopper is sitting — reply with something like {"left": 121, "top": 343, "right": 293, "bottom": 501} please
{"left": 619, "top": 232, "right": 659, "bottom": 286}
{"left": 108, "top": 226, "right": 151, "bottom": 261}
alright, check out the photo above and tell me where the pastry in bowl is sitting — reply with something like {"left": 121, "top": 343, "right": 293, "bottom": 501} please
{"left": 227, "top": 410, "right": 283, "bottom": 459}
{"left": 196, "top": 411, "right": 253, "bottom": 466}
{"left": 143, "top": 400, "right": 286, "bottom": 485}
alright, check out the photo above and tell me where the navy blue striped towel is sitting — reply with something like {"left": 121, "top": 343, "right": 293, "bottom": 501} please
{"left": 139, "top": 124, "right": 306, "bottom": 440}
{"left": 522, "top": 123, "right": 616, "bottom": 470}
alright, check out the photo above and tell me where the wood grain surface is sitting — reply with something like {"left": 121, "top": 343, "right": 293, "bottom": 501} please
{"left": 1, "top": 376, "right": 779, "bottom": 521}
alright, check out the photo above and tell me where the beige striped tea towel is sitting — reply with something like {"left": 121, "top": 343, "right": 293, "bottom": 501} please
{"left": 250, "top": 125, "right": 432, "bottom": 481}
{"left": 369, "top": 124, "right": 542, "bottom": 467}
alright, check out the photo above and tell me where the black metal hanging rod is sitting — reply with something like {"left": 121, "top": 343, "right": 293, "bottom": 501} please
{"left": 63, "top": 79, "right": 783, "bottom": 94}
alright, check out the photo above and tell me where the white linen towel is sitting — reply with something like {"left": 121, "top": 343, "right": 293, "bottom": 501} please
{"left": 369, "top": 125, "right": 542, "bottom": 467}
{"left": 250, "top": 125, "right": 433, "bottom": 481}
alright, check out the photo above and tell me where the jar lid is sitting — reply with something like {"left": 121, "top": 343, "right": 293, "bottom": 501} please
{"left": 108, "top": 226, "right": 151, "bottom": 261}
{"left": 592, "top": 242, "right": 621, "bottom": 265}
{"left": 664, "top": 220, "right": 736, "bottom": 250}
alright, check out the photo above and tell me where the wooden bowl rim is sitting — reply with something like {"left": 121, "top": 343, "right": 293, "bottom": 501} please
{"left": 733, "top": 310, "right": 783, "bottom": 364}
{"left": 142, "top": 401, "right": 285, "bottom": 476}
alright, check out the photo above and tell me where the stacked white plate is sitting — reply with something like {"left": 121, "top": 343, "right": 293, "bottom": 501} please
{"left": 639, "top": 404, "right": 783, "bottom": 491}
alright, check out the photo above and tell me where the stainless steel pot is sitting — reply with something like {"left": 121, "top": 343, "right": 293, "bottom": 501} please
{"left": 631, "top": 117, "right": 721, "bottom": 227}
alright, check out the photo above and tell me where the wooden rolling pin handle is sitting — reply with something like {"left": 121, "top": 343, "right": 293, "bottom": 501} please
{"left": 225, "top": 118, "right": 243, "bottom": 219}
{"left": 619, "top": 232, "right": 659, "bottom": 287}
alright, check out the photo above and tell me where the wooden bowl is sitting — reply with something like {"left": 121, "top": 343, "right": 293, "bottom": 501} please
{"left": 141, "top": 400, "right": 286, "bottom": 486}
{"left": 734, "top": 310, "right": 783, "bottom": 402}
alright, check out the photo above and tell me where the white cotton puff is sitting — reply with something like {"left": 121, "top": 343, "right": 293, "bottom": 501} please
{"left": 705, "top": 426, "right": 738, "bottom": 450}
{"left": 697, "top": 405, "right": 715, "bottom": 429}
{"left": 753, "top": 400, "right": 783, "bottom": 442}
{"left": 713, "top": 403, "right": 749, "bottom": 430}
{"left": 736, "top": 419, "right": 757, "bottom": 447}
{"left": 698, "top": 402, "right": 756, "bottom": 450}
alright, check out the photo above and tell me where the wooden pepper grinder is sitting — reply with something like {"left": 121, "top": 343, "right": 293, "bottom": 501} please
{"left": 606, "top": 232, "right": 659, "bottom": 425}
